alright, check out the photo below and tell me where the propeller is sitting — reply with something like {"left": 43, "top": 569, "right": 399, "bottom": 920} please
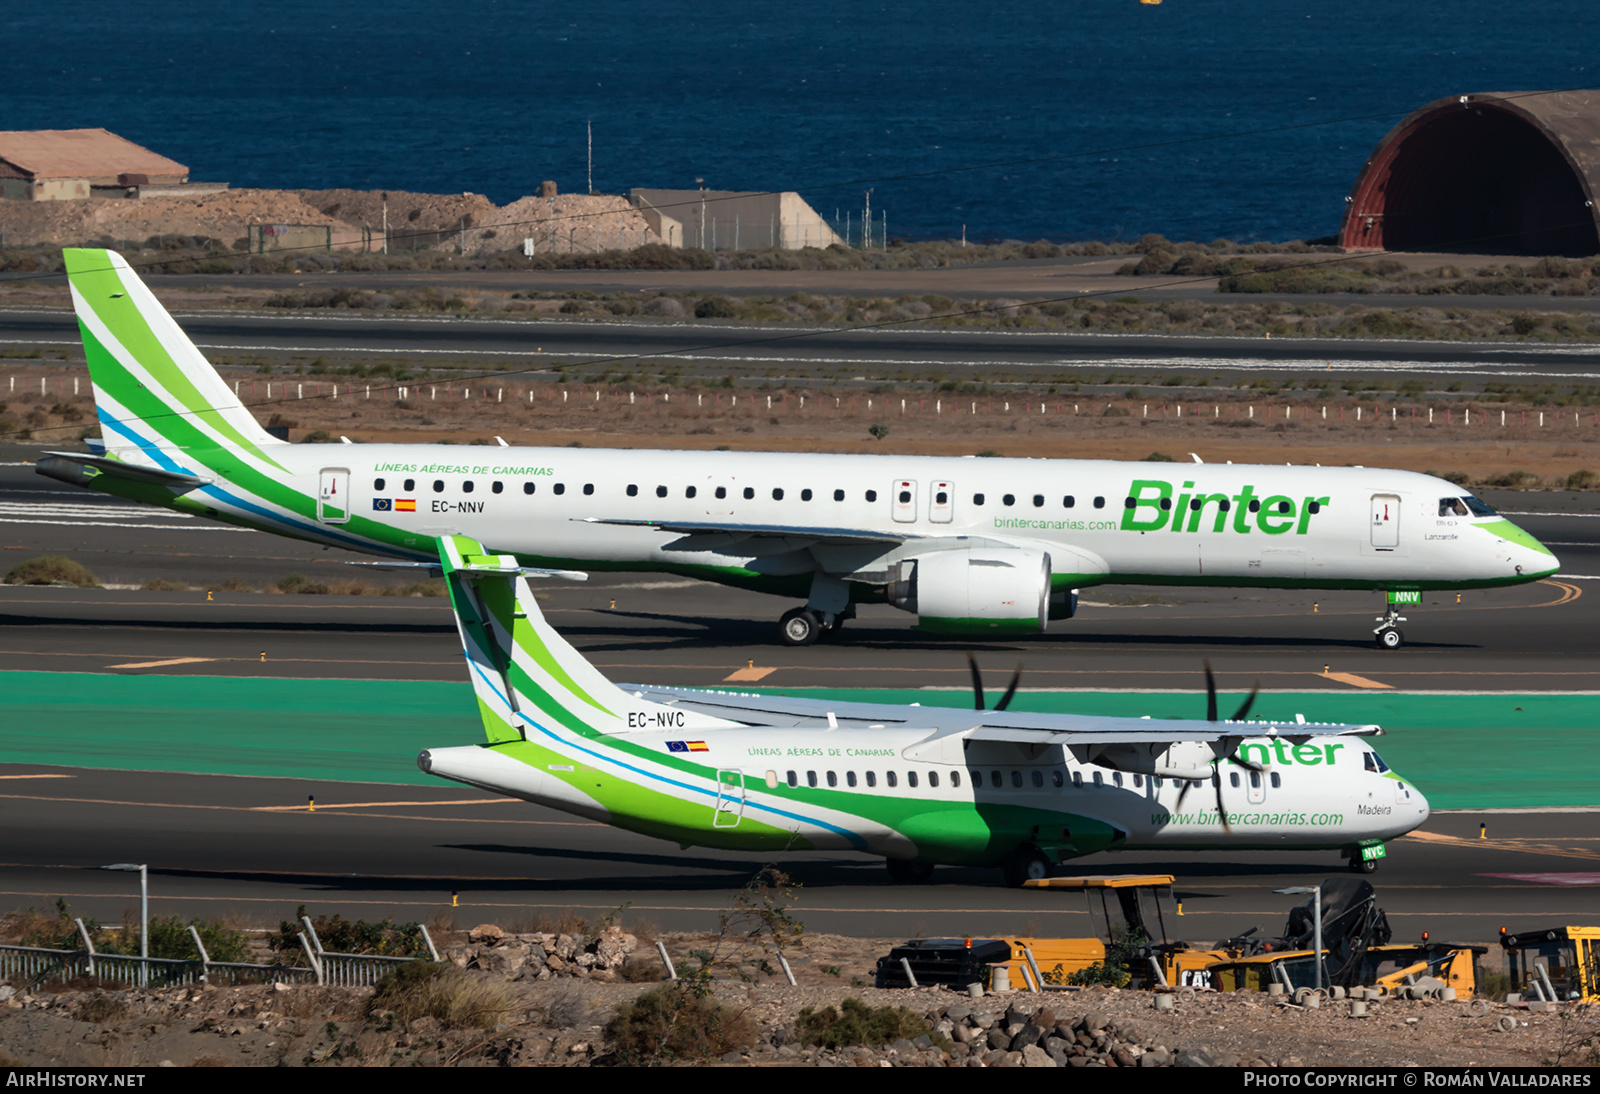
{"left": 1178, "top": 661, "right": 1264, "bottom": 835}
{"left": 967, "top": 654, "right": 1023, "bottom": 712}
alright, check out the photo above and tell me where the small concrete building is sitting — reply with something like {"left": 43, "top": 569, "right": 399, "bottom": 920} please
{"left": 630, "top": 188, "right": 843, "bottom": 250}
{"left": 0, "top": 129, "right": 188, "bottom": 201}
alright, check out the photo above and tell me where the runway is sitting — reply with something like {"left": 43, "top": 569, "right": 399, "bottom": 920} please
{"left": 4, "top": 451, "right": 1600, "bottom": 940}
{"left": 8, "top": 305, "right": 1600, "bottom": 381}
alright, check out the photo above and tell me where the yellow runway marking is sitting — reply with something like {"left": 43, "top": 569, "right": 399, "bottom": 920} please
{"left": 1408, "top": 830, "right": 1600, "bottom": 864}
{"left": 723, "top": 665, "right": 776, "bottom": 682}
{"left": 0, "top": 774, "right": 72, "bottom": 780}
{"left": 106, "top": 656, "right": 216, "bottom": 669}
{"left": 1320, "top": 671, "right": 1393, "bottom": 690}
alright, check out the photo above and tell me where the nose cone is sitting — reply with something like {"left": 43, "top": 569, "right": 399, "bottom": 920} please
{"left": 1411, "top": 783, "right": 1431, "bottom": 826}
{"left": 1486, "top": 518, "right": 1559, "bottom": 580}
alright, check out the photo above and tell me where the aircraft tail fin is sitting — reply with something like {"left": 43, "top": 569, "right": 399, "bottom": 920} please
{"left": 438, "top": 535, "right": 735, "bottom": 743}
{"left": 62, "top": 248, "right": 285, "bottom": 462}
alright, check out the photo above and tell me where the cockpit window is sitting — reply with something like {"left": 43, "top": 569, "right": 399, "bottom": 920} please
{"left": 1364, "top": 750, "right": 1391, "bottom": 774}
{"left": 1462, "top": 495, "right": 1496, "bottom": 517}
{"left": 1438, "top": 498, "right": 1469, "bottom": 517}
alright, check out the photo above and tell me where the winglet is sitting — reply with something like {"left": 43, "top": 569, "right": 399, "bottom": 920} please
{"left": 437, "top": 535, "right": 733, "bottom": 744}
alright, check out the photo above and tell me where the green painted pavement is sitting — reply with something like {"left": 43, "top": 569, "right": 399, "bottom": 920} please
{"left": 0, "top": 673, "right": 1592, "bottom": 808}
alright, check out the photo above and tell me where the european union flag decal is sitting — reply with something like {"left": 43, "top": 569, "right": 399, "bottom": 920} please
{"left": 372, "top": 498, "right": 393, "bottom": 511}
{"left": 666, "top": 741, "right": 688, "bottom": 752}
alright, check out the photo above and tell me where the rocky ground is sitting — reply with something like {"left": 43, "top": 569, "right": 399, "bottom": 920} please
{"left": 0, "top": 926, "right": 1592, "bottom": 1068}
{"left": 0, "top": 187, "right": 657, "bottom": 257}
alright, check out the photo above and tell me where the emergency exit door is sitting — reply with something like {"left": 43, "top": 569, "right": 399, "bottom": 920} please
{"left": 318, "top": 467, "right": 351, "bottom": 524}
{"left": 1370, "top": 494, "right": 1399, "bottom": 550}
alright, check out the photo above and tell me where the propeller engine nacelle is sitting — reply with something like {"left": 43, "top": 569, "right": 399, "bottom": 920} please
{"left": 889, "top": 547, "right": 1051, "bottom": 636}
{"left": 1084, "top": 740, "right": 1232, "bottom": 781}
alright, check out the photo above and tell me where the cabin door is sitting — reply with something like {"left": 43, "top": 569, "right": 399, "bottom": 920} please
{"left": 1370, "top": 494, "right": 1400, "bottom": 550}
{"left": 318, "top": 467, "right": 351, "bottom": 524}
{"left": 713, "top": 769, "right": 746, "bottom": 828}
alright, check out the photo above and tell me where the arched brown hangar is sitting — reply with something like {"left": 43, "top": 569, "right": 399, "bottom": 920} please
{"left": 1341, "top": 91, "right": 1600, "bottom": 256}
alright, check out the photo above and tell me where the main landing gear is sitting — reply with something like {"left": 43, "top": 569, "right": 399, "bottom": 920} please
{"left": 778, "top": 605, "right": 853, "bottom": 646}
{"left": 1373, "top": 605, "right": 1407, "bottom": 649}
{"left": 886, "top": 858, "right": 935, "bottom": 884}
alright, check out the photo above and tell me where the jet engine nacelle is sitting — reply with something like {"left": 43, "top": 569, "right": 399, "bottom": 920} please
{"left": 892, "top": 547, "right": 1052, "bottom": 635}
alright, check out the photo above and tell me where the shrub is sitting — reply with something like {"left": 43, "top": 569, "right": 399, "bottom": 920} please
{"left": 144, "top": 915, "right": 253, "bottom": 963}
{"left": 3, "top": 556, "right": 98, "bottom": 587}
{"left": 693, "top": 295, "right": 740, "bottom": 319}
{"left": 1567, "top": 469, "right": 1598, "bottom": 490}
{"left": 795, "top": 997, "right": 927, "bottom": 1048}
{"left": 867, "top": 423, "right": 890, "bottom": 441}
{"left": 604, "top": 984, "right": 756, "bottom": 1064}
{"left": 367, "top": 961, "right": 514, "bottom": 1030}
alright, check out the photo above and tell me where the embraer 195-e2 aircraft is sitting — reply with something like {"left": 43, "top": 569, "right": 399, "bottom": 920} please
{"left": 421, "top": 533, "right": 1429, "bottom": 885}
{"left": 39, "top": 249, "right": 1558, "bottom": 647}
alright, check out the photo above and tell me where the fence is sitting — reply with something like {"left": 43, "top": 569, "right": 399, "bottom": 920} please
{"left": 0, "top": 917, "right": 438, "bottom": 991}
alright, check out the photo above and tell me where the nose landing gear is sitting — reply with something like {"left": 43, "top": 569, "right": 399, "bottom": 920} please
{"left": 1373, "top": 605, "right": 1407, "bottom": 649}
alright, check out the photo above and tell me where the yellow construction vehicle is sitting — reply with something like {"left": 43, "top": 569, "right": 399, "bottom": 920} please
{"left": 1499, "top": 927, "right": 1600, "bottom": 1002}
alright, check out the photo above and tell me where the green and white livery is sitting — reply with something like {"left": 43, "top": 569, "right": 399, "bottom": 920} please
{"left": 422, "top": 535, "right": 1430, "bottom": 885}
{"left": 42, "top": 248, "right": 1559, "bottom": 647}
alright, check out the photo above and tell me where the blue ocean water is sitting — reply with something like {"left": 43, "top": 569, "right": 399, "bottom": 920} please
{"left": 4, "top": 1, "right": 1597, "bottom": 242}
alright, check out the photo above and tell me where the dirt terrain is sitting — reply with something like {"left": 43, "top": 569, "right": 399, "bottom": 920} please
{"left": 5, "top": 360, "right": 1599, "bottom": 488}
{"left": 0, "top": 928, "right": 1591, "bottom": 1068}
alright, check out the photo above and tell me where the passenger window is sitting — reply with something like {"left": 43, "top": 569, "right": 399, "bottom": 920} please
{"left": 1003, "top": 494, "right": 1015, "bottom": 507}
{"left": 492, "top": 481, "right": 503, "bottom": 494}
{"left": 554, "top": 483, "right": 565, "bottom": 495}
{"left": 1113, "top": 772, "right": 1123, "bottom": 787}
{"left": 1053, "top": 770, "right": 1064, "bottom": 788}
{"left": 990, "top": 770, "right": 1003, "bottom": 788}
{"left": 866, "top": 771, "right": 876, "bottom": 788}
{"left": 433, "top": 480, "right": 445, "bottom": 493}
{"left": 928, "top": 771, "right": 939, "bottom": 788}
{"left": 801, "top": 488, "right": 812, "bottom": 501}
{"left": 463, "top": 480, "right": 474, "bottom": 494}
{"left": 1032, "top": 495, "right": 1044, "bottom": 508}
{"left": 1093, "top": 497, "right": 1105, "bottom": 509}
{"left": 907, "top": 771, "right": 918, "bottom": 788}
{"left": 1133, "top": 774, "right": 1143, "bottom": 788}
{"left": 1072, "top": 771, "right": 1083, "bottom": 787}
{"left": 1276, "top": 501, "right": 1290, "bottom": 514}
{"left": 1230, "top": 772, "right": 1240, "bottom": 787}
{"left": 1093, "top": 771, "right": 1104, "bottom": 787}
{"left": 846, "top": 772, "right": 857, "bottom": 788}
{"left": 716, "top": 486, "right": 727, "bottom": 499}
{"left": 686, "top": 485, "right": 696, "bottom": 498}
{"left": 1308, "top": 501, "right": 1321, "bottom": 514}
{"left": 973, "top": 493, "right": 986, "bottom": 506}
{"left": 1219, "top": 499, "right": 1230, "bottom": 511}
{"left": 1011, "top": 770, "right": 1023, "bottom": 788}
{"left": 807, "top": 771, "right": 818, "bottom": 788}
{"left": 1248, "top": 499, "right": 1261, "bottom": 512}
{"left": 374, "top": 478, "right": 386, "bottom": 491}
{"left": 1249, "top": 771, "right": 1261, "bottom": 789}
{"left": 403, "top": 478, "right": 415, "bottom": 492}
{"left": 1270, "top": 772, "right": 1282, "bottom": 788}
{"left": 786, "top": 771, "right": 798, "bottom": 787}
{"left": 627, "top": 484, "right": 639, "bottom": 497}
{"left": 583, "top": 483, "right": 594, "bottom": 495}
{"left": 886, "top": 771, "right": 898, "bottom": 788}
{"left": 833, "top": 489, "right": 845, "bottom": 501}
{"left": 772, "top": 488, "right": 784, "bottom": 501}
{"left": 970, "top": 768, "right": 982, "bottom": 785}
{"left": 865, "top": 489, "right": 878, "bottom": 502}
{"left": 523, "top": 482, "right": 535, "bottom": 495}
{"left": 656, "top": 485, "right": 668, "bottom": 498}
{"left": 1031, "top": 770, "right": 1043, "bottom": 788}
{"left": 1063, "top": 495, "right": 1075, "bottom": 508}
{"left": 743, "top": 487, "right": 755, "bottom": 500}
{"left": 898, "top": 489, "right": 911, "bottom": 503}
{"left": 950, "top": 771, "right": 961, "bottom": 788}
{"left": 936, "top": 490, "right": 948, "bottom": 504}
{"left": 826, "top": 771, "right": 837, "bottom": 787}
{"left": 1189, "top": 499, "right": 1201, "bottom": 511}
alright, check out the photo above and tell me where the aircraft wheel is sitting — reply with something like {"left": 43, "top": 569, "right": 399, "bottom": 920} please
{"left": 779, "top": 608, "right": 821, "bottom": 646}
{"left": 885, "top": 859, "right": 934, "bottom": 884}
{"left": 1002, "top": 846, "right": 1054, "bottom": 888}
{"left": 1375, "top": 627, "right": 1403, "bottom": 650}
{"left": 1349, "top": 855, "right": 1378, "bottom": 875}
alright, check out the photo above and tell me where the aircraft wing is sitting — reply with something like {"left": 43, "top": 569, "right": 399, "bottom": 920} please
{"left": 622, "top": 684, "right": 1382, "bottom": 743}
{"left": 578, "top": 517, "right": 911, "bottom": 547}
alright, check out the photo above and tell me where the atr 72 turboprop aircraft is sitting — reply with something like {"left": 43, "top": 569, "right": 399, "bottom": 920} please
{"left": 39, "top": 249, "right": 1557, "bottom": 647}
{"left": 420, "top": 534, "right": 1429, "bottom": 885}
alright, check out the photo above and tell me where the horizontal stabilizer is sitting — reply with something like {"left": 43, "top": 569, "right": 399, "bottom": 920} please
{"left": 36, "top": 451, "right": 206, "bottom": 491}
